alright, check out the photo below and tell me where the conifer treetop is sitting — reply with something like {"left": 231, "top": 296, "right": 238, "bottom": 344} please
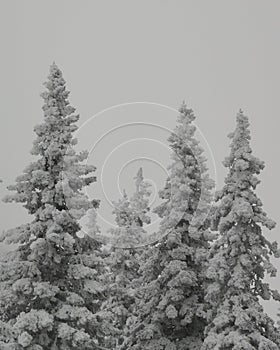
{"left": 3, "top": 63, "right": 96, "bottom": 220}
{"left": 214, "top": 109, "right": 276, "bottom": 232}
{"left": 154, "top": 101, "right": 214, "bottom": 235}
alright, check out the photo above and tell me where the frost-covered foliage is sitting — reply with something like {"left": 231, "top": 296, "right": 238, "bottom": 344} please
{"left": 99, "top": 168, "right": 152, "bottom": 349}
{"left": 109, "top": 167, "right": 151, "bottom": 248}
{"left": 86, "top": 208, "right": 101, "bottom": 239}
{"left": 277, "top": 309, "right": 280, "bottom": 328}
{"left": 203, "top": 110, "right": 280, "bottom": 350}
{"left": 0, "top": 64, "right": 108, "bottom": 349}
{"left": 122, "top": 103, "right": 215, "bottom": 350}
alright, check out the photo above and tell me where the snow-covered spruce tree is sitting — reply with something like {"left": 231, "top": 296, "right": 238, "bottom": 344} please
{"left": 99, "top": 168, "right": 152, "bottom": 349}
{"left": 203, "top": 110, "right": 280, "bottom": 350}
{"left": 0, "top": 63, "right": 108, "bottom": 350}
{"left": 122, "top": 103, "right": 215, "bottom": 350}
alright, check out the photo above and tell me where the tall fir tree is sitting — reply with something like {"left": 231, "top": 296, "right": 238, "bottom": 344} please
{"left": 99, "top": 168, "right": 152, "bottom": 349}
{"left": 203, "top": 110, "right": 280, "bottom": 350}
{"left": 0, "top": 64, "right": 108, "bottom": 350}
{"left": 122, "top": 103, "right": 215, "bottom": 350}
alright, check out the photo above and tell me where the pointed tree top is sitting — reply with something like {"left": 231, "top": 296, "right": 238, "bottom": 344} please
{"left": 234, "top": 109, "right": 250, "bottom": 139}
{"left": 134, "top": 167, "right": 145, "bottom": 194}
{"left": 178, "top": 100, "right": 188, "bottom": 114}
{"left": 44, "top": 63, "right": 65, "bottom": 90}
{"left": 135, "top": 167, "right": 143, "bottom": 180}
{"left": 236, "top": 108, "right": 249, "bottom": 126}
{"left": 227, "top": 110, "right": 250, "bottom": 143}
{"left": 181, "top": 99, "right": 187, "bottom": 108}
{"left": 48, "top": 62, "right": 63, "bottom": 78}
{"left": 177, "top": 100, "right": 195, "bottom": 123}
{"left": 223, "top": 110, "right": 265, "bottom": 185}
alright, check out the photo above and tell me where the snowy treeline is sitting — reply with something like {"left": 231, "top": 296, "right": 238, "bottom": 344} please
{"left": 0, "top": 64, "right": 279, "bottom": 350}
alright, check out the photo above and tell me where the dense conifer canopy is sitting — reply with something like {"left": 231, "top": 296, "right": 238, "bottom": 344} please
{"left": 0, "top": 65, "right": 279, "bottom": 350}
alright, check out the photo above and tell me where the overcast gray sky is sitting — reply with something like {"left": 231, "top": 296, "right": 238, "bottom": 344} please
{"left": 0, "top": 0, "right": 279, "bottom": 320}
